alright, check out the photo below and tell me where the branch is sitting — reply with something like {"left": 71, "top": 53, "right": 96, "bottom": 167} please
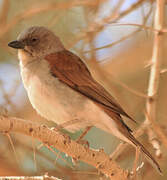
{"left": 145, "top": 0, "right": 165, "bottom": 155}
{"left": 0, "top": 116, "right": 129, "bottom": 180}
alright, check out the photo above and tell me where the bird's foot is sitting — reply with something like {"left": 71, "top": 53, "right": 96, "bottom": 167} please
{"left": 76, "top": 139, "right": 90, "bottom": 148}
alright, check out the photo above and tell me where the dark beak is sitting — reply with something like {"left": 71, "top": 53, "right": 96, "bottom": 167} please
{"left": 8, "top": 40, "right": 25, "bottom": 49}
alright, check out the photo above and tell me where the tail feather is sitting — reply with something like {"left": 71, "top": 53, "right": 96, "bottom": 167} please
{"left": 128, "top": 133, "right": 162, "bottom": 175}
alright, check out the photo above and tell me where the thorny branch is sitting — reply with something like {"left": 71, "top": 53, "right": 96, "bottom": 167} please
{"left": 145, "top": 0, "right": 165, "bottom": 157}
{"left": 0, "top": 116, "right": 129, "bottom": 180}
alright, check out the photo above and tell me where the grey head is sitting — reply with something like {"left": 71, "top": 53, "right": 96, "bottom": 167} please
{"left": 8, "top": 26, "right": 64, "bottom": 58}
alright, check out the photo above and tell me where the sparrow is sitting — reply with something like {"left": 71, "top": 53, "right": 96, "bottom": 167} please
{"left": 8, "top": 26, "right": 161, "bottom": 173}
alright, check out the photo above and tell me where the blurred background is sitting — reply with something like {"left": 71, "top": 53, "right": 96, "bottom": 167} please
{"left": 0, "top": 0, "right": 167, "bottom": 179}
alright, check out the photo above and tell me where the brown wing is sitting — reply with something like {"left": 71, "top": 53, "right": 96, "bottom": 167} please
{"left": 45, "top": 50, "right": 136, "bottom": 127}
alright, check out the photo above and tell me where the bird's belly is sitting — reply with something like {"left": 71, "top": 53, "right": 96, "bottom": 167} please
{"left": 24, "top": 73, "right": 95, "bottom": 132}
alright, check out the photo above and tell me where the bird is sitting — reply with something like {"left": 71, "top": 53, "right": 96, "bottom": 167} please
{"left": 8, "top": 26, "right": 161, "bottom": 174}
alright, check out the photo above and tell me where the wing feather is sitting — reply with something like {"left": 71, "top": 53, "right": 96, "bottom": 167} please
{"left": 45, "top": 50, "right": 136, "bottom": 129}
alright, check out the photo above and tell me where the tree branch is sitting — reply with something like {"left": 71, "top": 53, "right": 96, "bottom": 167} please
{"left": 0, "top": 116, "right": 129, "bottom": 180}
{"left": 145, "top": 0, "right": 166, "bottom": 155}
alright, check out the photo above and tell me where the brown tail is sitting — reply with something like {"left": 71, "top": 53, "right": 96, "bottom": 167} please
{"left": 127, "top": 133, "right": 162, "bottom": 175}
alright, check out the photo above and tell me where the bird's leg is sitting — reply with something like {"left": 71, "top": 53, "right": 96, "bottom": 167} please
{"left": 76, "top": 126, "right": 93, "bottom": 147}
{"left": 53, "top": 120, "right": 92, "bottom": 147}
{"left": 71, "top": 126, "right": 92, "bottom": 165}
{"left": 77, "top": 126, "right": 92, "bottom": 142}
{"left": 52, "top": 120, "right": 92, "bottom": 147}
{"left": 109, "top": 142, "right": 125, "bottom": 159}
{"left": 132, "top": 146, "right": 141, "bottom": 178}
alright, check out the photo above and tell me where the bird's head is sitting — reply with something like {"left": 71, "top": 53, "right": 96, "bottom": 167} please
{"left": 8, "top": 26, "right": 64, "bottom": 60}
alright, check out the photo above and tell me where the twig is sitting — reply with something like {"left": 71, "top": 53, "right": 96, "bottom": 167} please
{"left": 110, "top": 23, "right": 161, "bottom": 33}
{"left": 67, "top": 0, "right": 149, "bottom": 49}
{"left": 84, "top": 2, "right": 153, "bottom": 53}
{"left": 92, "top": 0, "right": 148, "bottom": 34}
{"left": 0, "top": 174, "right": 61, "bottom": 180}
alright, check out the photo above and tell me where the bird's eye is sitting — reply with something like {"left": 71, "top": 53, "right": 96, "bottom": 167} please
{"left": 32, "top": 38, "right": 38, "bottom": 42}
